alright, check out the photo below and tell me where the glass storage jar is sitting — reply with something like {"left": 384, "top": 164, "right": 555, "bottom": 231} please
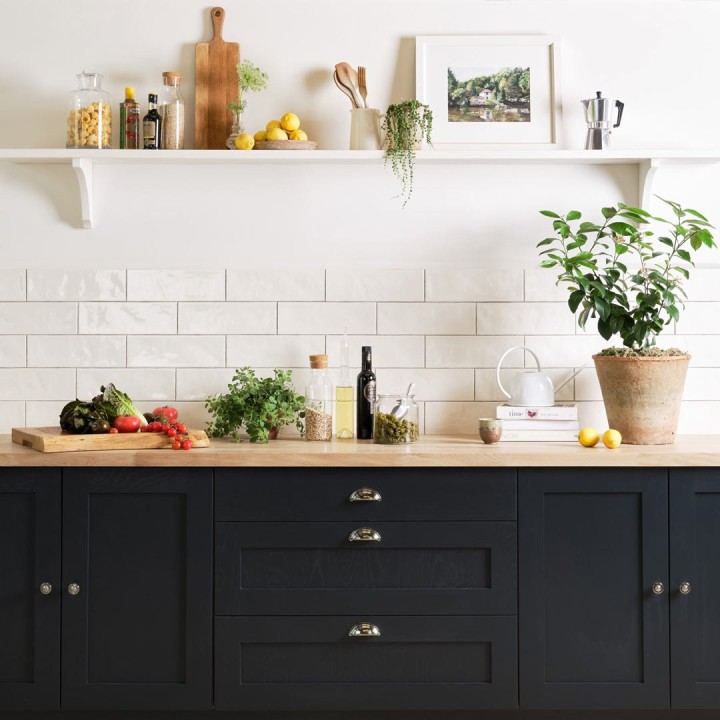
{"left": 67, "top": 70, "right": 112, "bottom": 149}
{"left": 160, "top": 71, "right": 185, "bottom": 149}
{"left": 305, "top": 354, "right": 333, "bottom": 441}
{"left": 373, "top": 393, "right": 419, "bottom": 444}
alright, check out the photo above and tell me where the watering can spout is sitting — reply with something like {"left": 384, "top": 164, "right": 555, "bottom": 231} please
{"left": 554, "top": 364, "right": 586, "bottom": 393}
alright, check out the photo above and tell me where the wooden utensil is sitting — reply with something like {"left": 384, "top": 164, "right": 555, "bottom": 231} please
{"left": 195, "top": 7, "right": 240, "bottom": 149}
{"left": 333, "top": 70, "right": 357, "bottom": 108}
{"left": 335, "top": 62, "right": 363, "bottom": 110}
{"left": 358, "top": 66, "right": 368, "bottom": 108}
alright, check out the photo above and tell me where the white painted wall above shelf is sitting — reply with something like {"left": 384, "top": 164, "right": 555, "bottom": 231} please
{"left": 1, "top": 148, "right": 719, "bottom": 229}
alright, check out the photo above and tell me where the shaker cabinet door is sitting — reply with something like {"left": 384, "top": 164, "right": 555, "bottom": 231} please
{"left": 670, "top": 469, "right": 720, "bottom": 709}
{"left": 519, "top": 468, "right": 669, "bottom": 710}
{"left": 60, "top": 468, "right": 213, "bottom": 710}
{"left": 0, "top": 469, "right": 61, "bottom": 710}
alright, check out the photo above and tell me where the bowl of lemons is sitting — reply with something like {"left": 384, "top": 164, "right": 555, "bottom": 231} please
{"left": 235, "top": 112, "right": 317, "bottom": 151}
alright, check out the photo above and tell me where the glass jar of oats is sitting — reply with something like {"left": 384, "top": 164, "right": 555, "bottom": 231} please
{"left": 160, "top": 71, "right": 185, "bottom": 149}
{"left": 67, "top": 71, "right": 112, "bottom": 149}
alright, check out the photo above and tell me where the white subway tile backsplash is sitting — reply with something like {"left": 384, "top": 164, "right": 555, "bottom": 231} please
{"left": 683, "top": 368, "right": 720, "bottom": 401}
{"left": 575, "top": 401, "right": 608, "bottom": 430}
{"left": 0, "top": 270, "right": 26, "bottom": 300}
{"left": 379, "top": 303, "right": 475, "bottom": 335}
{"left": 227, "top": 269, "right": 325, "bottom": 301}
{"left": 0, "top": 401, "right": 25, "bottom": 432}
{"left": 80, "top": 303, "right": 176, "bottom": 334}
{"left": 574, "top": 367, "right": 602, "bottom": 402}
{"left": 26, "top": 401, "right": 66, "bottom": 427}
{"left": 426, "top": 269, "right": 523, "bottom": 302}
{"left": 424, "top": 401, "right": 498, "bottom": 435}
{"left": 525, "top": 335, "right": 605, "bottom": 368}
{"left": 0, "top": 303, "right": 76, "bottom": 334}
{"left": 0, "top": 369, "right": 75, "bottom": 400}
{"left": 658, "top": 335, "right": 720, "bottom": 365}
{"left": 278, "top": 303, "right": 375, "bottom": 335}
{"left": 683, "top": 269, "right": 720, "bottom": 302}
{"left": 524, "top": 269, "right": 569, "bottom": 302}
{"left": 326, "top": 335, "right": 424, "bottom": 368}
{"left": 127, "top": 336, "right": 225, "bottom": 368}
{"left": 326, "top": 269, "right": 424, "bottom": 302}
{"left": 28, "top": 336, "right": 125, "bottom": 368}
{"left": 0, "top": 336, "right": 25, "bottom": 367}
{"left": 178, "top": 367, "right": 312, "bottom": 402}
{"left": 426, "top": 336, "right": 524, "bottom": 368}
{"left": 179, "top": 303, "right": 276, "bottom": 334}
{"left": 127, "top": 270, "right": 225, "bottom": 301}
{"left": 376, "top": 369, "right": 474, "bottom": 401}
{"left": 227, "top": 335, "right": 324, "bottom": 368}
{"left": 166, "top": 402, "right": 212, "bottom": 432}
{"left": 675, "top": 302, "right": 720, "bottom": 334}
{"left": 477, "top": 303, "right": 575, "bottom": 336}
{"left": 28, "top": 270, "right": 125, "bottom": 301}
{"left": 678, "top": 401, "right": 720, "bottom": 434}
{"left": 76, "top": 369, "right": 175, "bottom": 402}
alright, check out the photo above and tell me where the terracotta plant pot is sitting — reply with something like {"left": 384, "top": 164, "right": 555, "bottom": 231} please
{"left": 592, "top": 354, "right": 690, "bottom": 445}
{"left": 267, "top": 427, "right": 279, "bottom": 441}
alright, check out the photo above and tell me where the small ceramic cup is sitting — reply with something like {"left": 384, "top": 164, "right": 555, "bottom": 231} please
{"left": 478, "top": 418, "right": 503, "bottom": 444}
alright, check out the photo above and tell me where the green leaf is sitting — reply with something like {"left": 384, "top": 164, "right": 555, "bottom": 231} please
{"left": 540, "top": 259, "right": 556, "bottom": 268}
{"left": 536, "top": 238, "right": 555, "bottom": 247}
{"left": 667, "top": 305, "right": 679, "bottom": 322}
{"left": 686, "top": 207, "right": 709, "bottom": 222}
{"left": 601, "top": 207, "right": 617, "bottom": 219}
{"left": 568, "top": 289, "right": 585, "bottom": 313}
{"left": 677, "top": 248, "right": 691, "bottom": 262}
{"left": 597, "top": 317, "right": 613, "bottom": 340}
{"left": 566, "top": 210, "right": 582, "bottom": 221}
{"left": 540, "top": 210, "right": 561, "bottom": 218}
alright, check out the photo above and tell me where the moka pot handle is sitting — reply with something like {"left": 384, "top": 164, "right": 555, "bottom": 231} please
{"left": 614, "top": 100, "right": 624, "bottom": 128}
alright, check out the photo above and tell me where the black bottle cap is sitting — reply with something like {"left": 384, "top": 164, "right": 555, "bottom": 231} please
{"left": 362, "top": 345, "right": 372, "bottom": 353}
{"left": 148, "top": 93, "right": 158, "bottom": 103}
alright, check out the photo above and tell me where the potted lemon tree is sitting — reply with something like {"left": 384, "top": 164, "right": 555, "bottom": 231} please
{"left": 538, "top": 197, "right": 716, "bottom": 444}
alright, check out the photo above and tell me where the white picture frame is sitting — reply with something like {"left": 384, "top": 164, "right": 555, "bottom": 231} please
{"left": 416, "top": 35, "right": 562, "bottom": 148}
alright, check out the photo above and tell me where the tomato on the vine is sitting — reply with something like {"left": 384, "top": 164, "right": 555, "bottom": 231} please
{"left": 181, "top": 439, "right": 193, "bottom": 450}
{"left": 175, "top": 422, "right": 187, "bottom": 434}
{"left": 166, "top": 427, "right": 177, "bottom": 438}
{"left": 171, "top": 440, "right": 182, "bottom": 450}
{"left": 153, "top": 406, "right": 178, "bottom": 422}
{"left": 109, "top": 427, "right": 119, "bottom": 434}
{"left": 113, "top": 416, "right": 141, "bottom": 433}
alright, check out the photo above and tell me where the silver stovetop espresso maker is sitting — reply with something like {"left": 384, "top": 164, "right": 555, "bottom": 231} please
{"left": 581, "top": 91, "right": 624, "bottom": 150}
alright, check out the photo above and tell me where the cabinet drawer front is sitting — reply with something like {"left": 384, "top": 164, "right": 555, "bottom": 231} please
{"left": 215, "top": 615, "right": 517, "bottom": 711}
{"left": 216, "top": 522, "right": 516, "bottom": 615}
{"left": 215, "top": 467, "right": 516, "bottom": 522}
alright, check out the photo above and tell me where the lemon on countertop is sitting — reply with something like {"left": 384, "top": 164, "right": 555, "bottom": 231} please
{"left": 289, "top": 129, "right": 308, "bottom": 141}
{"left": 281, "top": 112, "right": 300, "bottom": 132}
{"left": 578, "top": 427, "right": 600, "bottom": 447}
{"left": 266, "top": 119, "right": 282, "bottom": 132}
{"left": 254, "top": 130, "right": 267, "bottom": 142}
{"left": 234, "top": 133, "right": 255, "bottom": 150}
{"left": 602, "top": 429, "right": 622, "bottom": 449}
{"left": 266, "top": 127, "right": 288, "bottom": 141}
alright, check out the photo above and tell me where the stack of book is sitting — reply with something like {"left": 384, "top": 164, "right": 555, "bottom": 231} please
{"left": 496, "top": 403, "right": 579, "bottom": 442}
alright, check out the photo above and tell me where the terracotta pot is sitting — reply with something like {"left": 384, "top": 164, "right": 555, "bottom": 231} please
{"left": 592, "top": 354, "right": 690, "bottom": 445}
{"left": 267, "top": 427, "right": 279, "bottom": 441}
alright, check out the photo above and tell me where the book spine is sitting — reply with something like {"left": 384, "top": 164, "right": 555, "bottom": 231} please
{"left": 501, "top": 429, "right": 579, "bottom": 442}
{"left": 496, "top": 405, "right": 578, "bottom": 420}
{"left": 501, "top": 419, "right": 580, "bottom": 431}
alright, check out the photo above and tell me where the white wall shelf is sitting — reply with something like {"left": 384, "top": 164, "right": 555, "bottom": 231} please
{"left": 2, "top": 148, "right": 719, "bottom": 229}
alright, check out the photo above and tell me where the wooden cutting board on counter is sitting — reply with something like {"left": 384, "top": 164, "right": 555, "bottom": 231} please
{"left": 12, "top": 427, "right": 210, "bottom": 453}
{"left": 195, "top": 6, "right": 240, "bottom": 149}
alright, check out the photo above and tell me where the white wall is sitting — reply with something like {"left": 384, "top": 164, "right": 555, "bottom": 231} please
{"left": 1, "top": 0, "right": 719, "bottom": 435}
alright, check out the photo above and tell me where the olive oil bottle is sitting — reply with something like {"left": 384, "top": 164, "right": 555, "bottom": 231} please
{"left": 335, "top": 332, "right": 354, "bottom": 439}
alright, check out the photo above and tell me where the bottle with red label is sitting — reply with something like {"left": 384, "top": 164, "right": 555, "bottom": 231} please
{"left": 119, "top": 87, "right": 141, "bottom": 149}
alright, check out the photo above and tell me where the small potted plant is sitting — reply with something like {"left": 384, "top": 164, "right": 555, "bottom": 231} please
{"left": 226, "top": 60, "right": 269, "bottom": 149}
{"left": 205, "top": 367, "right": 305, "bottom": 443}
{"left": 538, "top": 197, "right": 716, "bottom": 444}
{"left": 382, "top": 99, "right": 432, "bottom": 206}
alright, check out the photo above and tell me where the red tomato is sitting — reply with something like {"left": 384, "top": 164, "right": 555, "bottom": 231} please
{"left": 166, "top": 427, "right": 177, "bottom": 438}
{"left": 113, "top": 416, "right": 141, "bottom": 433}
{"left": 109, "top": 427, "right": 119, "bottom": 434}
{"left": 171, "top": 440, "right": 181, "bottom": 450}
{"left": 175, "top": 422, "right": 187, "bottom": 434}
{"left": 181, "top": 439, "right": 193, "bottom": 450}
{"left": 153, "top": 406, "right": 178, "bottom": 422}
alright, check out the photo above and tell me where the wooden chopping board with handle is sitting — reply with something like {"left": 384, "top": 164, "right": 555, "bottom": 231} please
{"left": 195, "top": 6, "right": 240, "bottom": 149}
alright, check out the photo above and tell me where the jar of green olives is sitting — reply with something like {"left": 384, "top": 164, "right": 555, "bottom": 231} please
{"left": 373, "top": 393, "right": 419, "bottom": 444}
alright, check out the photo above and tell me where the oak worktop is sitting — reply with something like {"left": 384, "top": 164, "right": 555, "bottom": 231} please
{"left": 1, "top": 434, "right": 719, "bottom": 467}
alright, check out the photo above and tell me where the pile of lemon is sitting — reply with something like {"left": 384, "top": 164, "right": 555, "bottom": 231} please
{"left": 578, "top": 427, "right": 622, "bottom": 449}
{"left": 234, "top": 113, "right": 308, "bottom": 150}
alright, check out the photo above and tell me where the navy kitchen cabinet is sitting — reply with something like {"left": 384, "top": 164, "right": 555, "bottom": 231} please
{"left": 519, "top": 468, "right": 670, "bottom": 710}
{"left": 0, "top": 469, "right": 61, "bottom": 710}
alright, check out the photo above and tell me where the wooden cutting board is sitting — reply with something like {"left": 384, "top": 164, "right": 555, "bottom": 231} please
{"left": 12, "top": 427, "right": 210, "bottom": 453}
{"left": 195, "top": 6, "right": 240, "bottom": 149}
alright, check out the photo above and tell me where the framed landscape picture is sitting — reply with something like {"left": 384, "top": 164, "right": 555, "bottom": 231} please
{"left": 416, "top": 35, "right": 561, "bottom": 148}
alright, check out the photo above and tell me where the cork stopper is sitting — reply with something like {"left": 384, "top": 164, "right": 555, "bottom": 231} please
{"left": 162, "top": 71, "right": 182, "bottom": 86}
{"left": 309, "top": 354, "right": 329, "bottom": 369}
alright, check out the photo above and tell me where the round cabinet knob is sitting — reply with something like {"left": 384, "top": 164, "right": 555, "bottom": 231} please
{"left": 348, "top": 623, "right": 381, "bottom": 637}
{"left": 652, "top": 581, "right": 665, "bottom": 595}
{"left": 67, "top": 583, "right": 80, "bottom": 596}
{"left": 679, "top": 581, "right": 692, "bottom": 595}
{"left": 39, "top": 582, "right": 52, "bottom": 595}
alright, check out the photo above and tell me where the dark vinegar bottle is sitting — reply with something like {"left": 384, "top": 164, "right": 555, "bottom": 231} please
{"left": 143, "top": 93, "right": 162, "bottom": 149}
{"left": 356, "top": 345, "right": 376, "bottom": 439}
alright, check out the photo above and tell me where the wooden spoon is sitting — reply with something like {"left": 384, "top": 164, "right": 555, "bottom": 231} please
{"left": 333, "top": 70, "right": 357, "bottom": 109}
{"left": 335, "top": 62, "right": 363, "bottom": 109}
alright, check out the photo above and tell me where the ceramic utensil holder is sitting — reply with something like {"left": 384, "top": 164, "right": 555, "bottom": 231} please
{"left": 350, "top": 107, "right": 383, "bottom": 150}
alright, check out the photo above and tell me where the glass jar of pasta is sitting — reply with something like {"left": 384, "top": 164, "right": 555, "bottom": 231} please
{"left": 67, "top": 70, "right": 112, "bottom": 149}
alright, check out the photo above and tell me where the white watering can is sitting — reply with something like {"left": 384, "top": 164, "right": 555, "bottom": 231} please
{"left": 496, "top": 346, "right": 584, "bottom": 407}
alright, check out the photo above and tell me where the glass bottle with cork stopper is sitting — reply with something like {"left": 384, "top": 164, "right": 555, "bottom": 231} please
{"left": 160, "top": 71, "right": 185, "bottom": 149}
{"left": 305, "top": 354, "right": 333, "bottom": 441}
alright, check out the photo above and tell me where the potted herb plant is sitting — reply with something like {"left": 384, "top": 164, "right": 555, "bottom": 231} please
{"left": 205, "top": 367, "right": 305, "bottom": 443}
{"left": 382, "top": 99, "right": 432, "bottom": 206}
{"left": 226, "top": 60, "right": 269, "bottom": 149}
{"left": 538, "top": 197, "right": 716, "bottom": 444}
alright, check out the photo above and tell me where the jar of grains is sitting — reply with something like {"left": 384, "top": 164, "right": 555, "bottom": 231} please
{"left": 160, "top": 71, "right": 185, "bottom": 149}
{"left": 67, "top": 70, "right": 112, "bottom": 149}
{"left": 305, "top": 354, "right": 334, "bottom": 441}
{"left": 373, "top": 394, "right": 419, "bottom": 444}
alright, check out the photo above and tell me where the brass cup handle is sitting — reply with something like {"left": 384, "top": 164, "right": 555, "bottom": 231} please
{"left": 348, "top": 527, "right": 382, "bottom": 542}
{"left": 652, "top": 581, "right": 665, "bottom": 595}
{"left": 348, "top": 622, "right": 381, "bottom": 637}
{"left": 349, "top": 487, "right": 382, "bottom": 502}
{"left": 39, "top": 582, "right": 52, "bottom": 595}
{"left": 67, "top": 583, "right": 80, "bottom": 596}
{"left": 679, "top": 581, "right": 692, "bottom": 595}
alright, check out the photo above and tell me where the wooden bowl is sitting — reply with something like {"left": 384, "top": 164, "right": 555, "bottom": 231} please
{"left": 254, "top": 140, "right": 318, "bottom": 151}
